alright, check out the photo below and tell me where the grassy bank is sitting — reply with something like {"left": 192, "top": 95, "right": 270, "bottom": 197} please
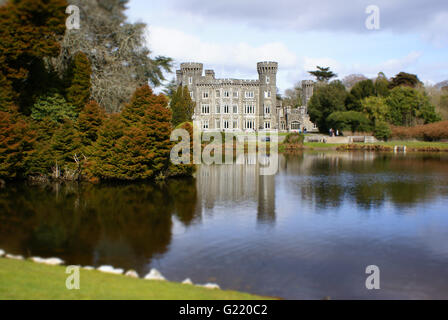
{"left": 0, "top": 259, "right": 270, "bottom": 300}
{"left": 301, "top": 141, "right": 448, "bottom": 151}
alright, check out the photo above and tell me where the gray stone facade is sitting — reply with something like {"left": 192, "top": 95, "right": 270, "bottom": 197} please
{"left": 176, "top": 62, "right": 317, "bottom": 133}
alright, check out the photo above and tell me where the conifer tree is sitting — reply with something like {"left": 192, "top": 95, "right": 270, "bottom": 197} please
{"left": 308, "top": 66, "right": 337, "bottom": 83}
{"left": 0, "top": 0, "right": 67, "bottom": 111}
{"left": 31, "top": 93, "right": 77, "bottom": 123}
{"left": 77, "top": 101, "right": 105, "bottom": 146}
{"left": 66, "top": 52, "right": 92, "bottom": 113}
{"left": 0, "top": 111, "right": 36, "bottom": 178}
{"left": 167, "top": 121, "right": 196, "bottom": 178}
{"left": 50, "top": 119, "right": 82, "bottom": 169}
{"left": 93, "top": 85, "right": 173, "bottom": 181}
{"left": 170, "top": 86, "right": 195, "bottom": 127}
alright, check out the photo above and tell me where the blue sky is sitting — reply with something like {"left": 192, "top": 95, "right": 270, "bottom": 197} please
{"left": 126, "top": 0, "right": 448, "bottom": 93}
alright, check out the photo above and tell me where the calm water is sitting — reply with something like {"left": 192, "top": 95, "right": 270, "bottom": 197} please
{"left": 1, "top": 152, "right": 448, "bottom": 299}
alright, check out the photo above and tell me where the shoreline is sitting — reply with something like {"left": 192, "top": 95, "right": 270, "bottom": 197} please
{"left": 0, "top": 255, "right": 271, "bottom": 300}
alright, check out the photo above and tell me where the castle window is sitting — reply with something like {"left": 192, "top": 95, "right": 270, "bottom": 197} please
{"left": 245, "top": 91, "right": 254, "bottom": 99}
{"left": 233, "top": 120, "right": 238, "bottom": 129}
{"left": 264, "top": 121, "right": 271, "bottom": 129}
{"left": 189, "top": 77, "right": 193, "bottom": 85}
{"left": 223, "top": 104, "right": 230, "bottom": 114}
{"left": 244, "top": 120, "right": 255, "bottom": 130}
{"left": 202, "top": 120, "right": 209, "bottom": 129}
{"left": 202, "top": 91, "right": 209, "bottom": 99}
{"left": 215, "top": 90, "right": 220, "bottom": 98}
{"left": 244, "top": 103, "right": 255, "bottom": 114}
{"left": 190, "top": 91, "right": 194, "bottom": 99}
{"left": 216, "top": 104, "right": 220, "bottom": 114}
{"left": 264, "top": 104, "right": 271, "bottom": 114}
{"left": 223, "top": 120, "right": 230, "bottom": 129}
{"left": 264, "top": 91, "right": 271, "bottom": 98}
{"left": 281, "top": 122, "right": 286, "bottom": 130}
{"left": 233, "top": 105, "right": 238, "bottom": 114}
{"left": 233, "top": 91, "right": 239, "bottom": 98}
{"left": 215, "top": 119, "right": 221, "bottom": 129}
{"left": 266, "top": 76, "right": 270, "bottom": 84}
{"left": 223, "top": 91, "right": 230, "bottom": 98}
{"left": 291, "top": 122, "right": 301, "bottom": 130}
{"left": 201, "top": 104, "right": 210, "bottom": 114}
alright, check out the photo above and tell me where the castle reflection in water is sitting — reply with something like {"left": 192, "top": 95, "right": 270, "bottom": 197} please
{"left": 197, "top": 154, "right": 277, "bottom": 225}
{"left": 195, "top": 151, "right": 416, "bottom": 225}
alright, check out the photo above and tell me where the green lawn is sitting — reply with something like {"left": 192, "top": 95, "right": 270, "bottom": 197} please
{"left": 0, "top": 259, "right": 270, "bottom": 300}
{"left": 302, "top": 141, "right": 448, "bottom": 150}
{"left": 372, "top": 141, "right": 448, "bottom": 149}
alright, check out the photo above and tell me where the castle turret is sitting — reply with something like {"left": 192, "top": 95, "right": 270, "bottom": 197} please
{"left": 302, "top": 80, "right": 314, "bottom": 110}
{"left": 257, "top": 62, "right": 278, "bottom": 130}
{"left": 205, "top": 70, "right": 215, "bottom": 80}
{"left": 177, "top": 63, "right": 204, "bottom": 89}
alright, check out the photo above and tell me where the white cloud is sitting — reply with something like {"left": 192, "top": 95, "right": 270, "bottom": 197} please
{"left": 146, "top": 26, "right": 298, "bottom": 73}
{"left": 146, "top": 25, "right": 441, "bottom": 91}
{"left": 375, "top": 51, "right": 422, "bottom": 74}
{"left": 422, "top": 12, "right": 448, "bottom": 48}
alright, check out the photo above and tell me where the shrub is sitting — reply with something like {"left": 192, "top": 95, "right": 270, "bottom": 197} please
{"left": 374, "top": 122, "right": 392, "bottom": 141}
{"left": 326, "top": 111, "right": 372, "bottom": 133}
{"left": 284, "top": 132, "right": 305, "bottom": 145}
{"left": 391, "top": 121, "right": 448, "bottom": 141}
{"left": 386, "top": 86, "right": 441, "bottom": 126}
{"left": 31, "top": 93, "right": 77, "bottom": 123}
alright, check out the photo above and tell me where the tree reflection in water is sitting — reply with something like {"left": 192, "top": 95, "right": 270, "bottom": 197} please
{"left": 0, "top": 179, "right": 198, "bottom": 275}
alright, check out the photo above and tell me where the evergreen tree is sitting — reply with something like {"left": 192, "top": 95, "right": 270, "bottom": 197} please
{"left": 167, "top": 121, "right": 196, "bottom": 178}
{"left": 56, "top": 0, "right": 173, "bottom": 112}
{"left": 31, "top": 93, "right": 77, "bottom": 123}
{"left": 361, "top": 96, "right": 389, "bottom": 124}
{"left": 326, "top": 111, "right": 371, "bottom": 133}
{"left": 26, "top": 117, "right": 59, "bottom": 175}
{"left": 389, "top": 72, "right": 422, "bottom": 89}
{"left": 0, "top": 72, "right": 14, "bottom": 111}
{"left": 374, "top": 72, "right": 390, "bottom": 97}
{"left": 66, "top": 52, "right": 92, "bottom": 113}
{"left": 90, "top": 114, "right": 125, "bottom": 179}
{"left": 308, "top": 81, "right": 348, "bottom": 132}
{"left": 386, "top": 86, "right": 441, "bottom": 126}
{"left": 308, "top": 66, "right": 337, "bottom": 83}
{"left": 77, "top": 100, "right": 105, "bottom": 146}
{"left": 346, "top": 79, "right": 376, "bottom": 111}
{"left": 0, "top": 110, "right": 37, "bottom": 178}
{"left": 0, "top": 0, "right": 67, "bottom": 112}
{"left": 50, "top": 119, "right": 82, "bottom": 169}
{"left": 93, "top": 85, "right": 173, "bottom": 181}
{"left": 170, "top": 86, "right": 195, "bottom": 127}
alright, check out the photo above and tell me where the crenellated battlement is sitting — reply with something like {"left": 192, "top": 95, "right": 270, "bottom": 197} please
{"left": 257, "top": 62, "right": 278, "bottom": 74}
{"left": 180, "top": 62, "right": 204, "bottom": 72}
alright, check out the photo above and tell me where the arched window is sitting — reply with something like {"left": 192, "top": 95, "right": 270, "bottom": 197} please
{"left": 291, "top": 122, "right": 301, "bottom": 130}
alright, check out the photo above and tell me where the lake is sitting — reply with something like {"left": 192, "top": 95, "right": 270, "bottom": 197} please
{"left": 1, "top": 151, "right": 448, "bottom": 299}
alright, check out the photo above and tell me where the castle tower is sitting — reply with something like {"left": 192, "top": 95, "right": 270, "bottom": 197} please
{"left": 177, "top": 63, "right": 204, "bottom": 90}
{"left": 257, "top": 62, "right": 278, "bottom": 130}
{"left": 302, "top": 80, "right": 314, "bottom": 110}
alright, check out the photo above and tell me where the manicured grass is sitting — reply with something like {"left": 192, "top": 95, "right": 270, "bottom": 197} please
{"left": 303, "top": 141, "right": 448, "bottom": 150}
{"left": 0, "top": 259, "right": 271, "bottom": 300}
{"left": 304, "top": 142, "right": 344, "bottom": 149}
{"left": 372, "top": 141, "right": 448, "bottom": 149}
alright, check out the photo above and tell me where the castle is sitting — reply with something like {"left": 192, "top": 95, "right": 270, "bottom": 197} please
{"left": 176, "top": 62, "right": 317, "bottom": 132}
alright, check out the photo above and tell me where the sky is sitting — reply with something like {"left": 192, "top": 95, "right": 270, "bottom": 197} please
{"left": 126, "top": 0, "right": 448, "bottom": 93}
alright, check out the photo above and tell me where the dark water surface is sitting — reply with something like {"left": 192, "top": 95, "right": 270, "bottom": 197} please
{"left": 1, "top": 152, "right": 448, "bottom": 299}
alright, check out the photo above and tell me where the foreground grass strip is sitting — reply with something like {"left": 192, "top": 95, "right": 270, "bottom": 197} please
{"left": 0, "top": 259, "right": 270, "bottom": 300}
